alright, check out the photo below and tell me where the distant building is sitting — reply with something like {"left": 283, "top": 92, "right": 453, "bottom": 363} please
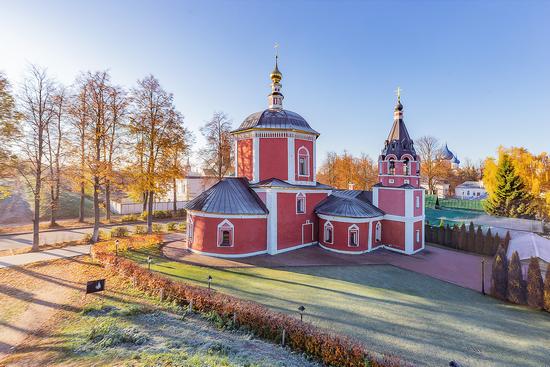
{"left": 455, "top": 181, "right": 486, "bottom": 199}
{"left": 420, "top": 179, "right": 450, "bottom": 198}
{"left": 441, "top": 143, "right": 461, "bottom": 169}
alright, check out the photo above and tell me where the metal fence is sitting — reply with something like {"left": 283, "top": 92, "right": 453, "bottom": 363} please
{"left": 110, "top": 201, "right": 187, "bottom": 215}
{"left": 425, "top": 195, "right": 485, "bottom": 211}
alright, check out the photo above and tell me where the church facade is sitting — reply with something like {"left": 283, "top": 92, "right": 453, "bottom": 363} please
{"left": 185, "top": 58, "right": 425, "bottom": 258}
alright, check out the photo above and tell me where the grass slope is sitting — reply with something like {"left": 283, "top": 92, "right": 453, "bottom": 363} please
{"left": 127, "top": 248, "right": 550, "bottom": 367}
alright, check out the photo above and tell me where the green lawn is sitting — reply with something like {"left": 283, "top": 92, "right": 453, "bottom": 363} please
{"left": 127, "top": 249, "right": 550, "bottom": 367}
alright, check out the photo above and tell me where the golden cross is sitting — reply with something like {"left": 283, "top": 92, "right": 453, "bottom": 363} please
{"left": 274, "top": 42, "right": 279, "bottom": 58}
{"left": 395, "top": 86, "right": 402, "bottom": 101}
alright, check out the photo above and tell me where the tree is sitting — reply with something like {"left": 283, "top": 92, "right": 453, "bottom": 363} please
{"left": 544, "top": 263, "right": 550, "bottom": 312}
{"left": 199, "top": 111, "right": 233, "bottom": 180}
{"left": 484, "top": 153, "right": 536, "bottom": 218}
{"left": 491, "top": 244, "right": 508, "bottom": 300}
{"left": 17, "top": 65, "right": 55, "bottom": 250}
{"left": 476, "top": 226, "right": 483, "bottom": 254}
{"left": 0, "top": 72, "right": 21, "bottom": 198}
{"left": 128, "top": 75, "right": 181, "bottom": 233}
{"left": 416, "top": 136, "right": 447, "bottom": 195}
{"left": 526, "top": 257, "right": 544, "bottom": 309}
{"left": 467, "top": 222, "right": 475, "bottom": 252}
{"left": 45, "top": 87, "right": 67, "bottom": 226}
{"left": 317, "top": 151, "right": 378, "bottom": 190}
{"left": 507, "top": 251, "right": 526, "bottom": 304}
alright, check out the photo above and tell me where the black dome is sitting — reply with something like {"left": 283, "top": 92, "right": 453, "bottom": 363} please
{"left": 232, "top": 109, "right": 319, "bottom": 135}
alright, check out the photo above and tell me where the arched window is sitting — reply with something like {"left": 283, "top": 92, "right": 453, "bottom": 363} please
{"left": 375, "top": 221, "right": 382, "bottom": 242}
{"left": 297, "top": 147, "right": 310, "bottom": 177}
{"left": 187, "top": 216, "right": 194, "bottom": 244}
{"left": 217, "top": 219, "right": 234, "bottom": 247}
{"left": 296, "top": 192, "right": 306, "bottom": 214}
{"left": 324, "top": 221, "right": 333, "bottom": 244}
{"left": 348, "top": 224, "right": 359, "bottom": 247}
{"left": 403, "top": 158, "right": 410, "bottom": 175}
{"left": 388, "top": 159, "right": 395, "bottom": 175}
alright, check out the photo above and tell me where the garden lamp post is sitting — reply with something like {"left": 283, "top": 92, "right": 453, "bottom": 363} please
{"left": 208, "top": 275, "right": 212, "bottom": 290}
{"left": 481, "top": 258, "right": 486, "bottom": 295}
{"left": 147, "top": 256, "right": 152, "bottom": 271}
{"left": 298, "top": 305, "right": 305, "bottom": 322}
{"left": 115, "top": 239, "right": 119, "bottom": 257}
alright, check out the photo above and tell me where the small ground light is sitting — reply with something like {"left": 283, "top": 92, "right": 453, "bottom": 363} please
{"left": 115, "top": 239, "right": 119, "bottom": 257}
{"left": 208, "top": 275, "right": 212, "bottom": 290}
{"left": 298, "top": 305, "right": 305, "bottom": 321}
{"left": 147, "top": 256, "right": 152, "bottom": 271}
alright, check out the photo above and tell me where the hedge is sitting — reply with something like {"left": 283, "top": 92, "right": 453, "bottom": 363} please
{"left": 91, "top": 239, "right": 409, "bottom": 367}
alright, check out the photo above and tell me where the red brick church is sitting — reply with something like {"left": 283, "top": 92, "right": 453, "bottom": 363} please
{"left": 185, "top": 58, "right": 425, "bottom": 257}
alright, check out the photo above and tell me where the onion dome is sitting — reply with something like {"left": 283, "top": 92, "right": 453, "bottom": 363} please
{"left": 270, "top": 57, "right": 282, "bottom": 83}
{"left": 441, "top": 144, "right": 455, "bottom": 160}
{"left": 451, "top": 155, "right": 460, "bottom": 165}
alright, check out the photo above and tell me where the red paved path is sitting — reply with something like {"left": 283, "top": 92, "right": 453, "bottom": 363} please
{"left": 162, "top": 237, "right": 492, "bottom": 292}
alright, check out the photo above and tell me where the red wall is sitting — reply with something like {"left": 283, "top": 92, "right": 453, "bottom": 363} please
{"left": 277, "top": 192, "right": 327, "bottom": 250}
{"left": 414, "top": 220, "right": 423, "bottom": 251}
{"left": 294, "top": 139, "right": 314, "bottom": 182}
{"left": 237, "top": 139, "right": 253, "bottom": 180}
{"left": 260, "top": 138, "right": 288, "bottom": 181}
{"left": 189, "top": 214, "right": 267, "bottom": 255}
{"left": 377, "top": 188, "right": 405, "bottom": 216}
{"left": 318, "top": 218, "right": 369, "bottom": 252}
{"left": 381, "top": 220, "right": 405, "bottom": 251}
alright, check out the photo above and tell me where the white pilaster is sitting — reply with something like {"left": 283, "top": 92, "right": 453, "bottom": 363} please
{"left": 368, "top": 221, "right": 372, "bottom": 251}
{"left": 252, "top": 136, "right": 260, "bottom": 183}
{"left": 287, "top": 136, "right": 295, "bottom": 184}
{"left": 234, "top": 138, "right": 238, "bottom": 176}
{"left": 405, "top": 189, "right": 413, "bottom": 217}
{"left": 312, "top": 139, "right": 317, "bottom": 183}
{"left": 372, "top": 187, "right": 379, "bottom": 207}
{"left": 405, "top": 221, "right": 414, "bottom": 254}
{"left": 266, "top": 190, "right": 278, "bottom": 254}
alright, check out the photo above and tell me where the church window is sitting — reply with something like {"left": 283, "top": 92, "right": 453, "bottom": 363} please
{"left": 217, "top": 219, "right": 234, "bottom": 247}
{"left": 389, "top": 160, "right": 395, "bottom": 175}
{"left": 416, "top": 196, "right": 420, "bottom": 208}
{"left": 403, "top": 158, "right": 410, "bottom": 175}
{"left": 297, "top": 147, "right": 310, "bottom": 176}
{"left": 324, "top": 221, "right": 333, "bottom": 244}
{"left": 404, "top": 179, "right": 410, "bottom": 184}
{"left": 416, "top": 229, "right": 420, "bottom": 243}
{"left": 348, "top": 225, "right": 359, "bottom": 247}
{"left": 375, "top": 222, "right": 382, "bottom": 242}
{"left": 296, "top": 193, "right": 306, "bottom": 214}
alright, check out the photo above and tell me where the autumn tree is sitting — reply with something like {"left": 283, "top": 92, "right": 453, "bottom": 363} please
{"left": 17, "top": 65, "right": 55, "bottom": 250}
{"left": 199, "top": 111, "right": 233, "bottom": 180}
{"left": 317, "top": 151, "right": 378, "bottom": 190}
{"left": 128, "top": 75, "right": 181, "bottom": 233}
{"left": 45, "top": 87, "right": 67, "bottom": 226}
{"left": 484, "top": 154, "right": 536, "bottom": 218}
{"left": 0, "top": 71, "right": 21, "bottom": 198}
{"left": 416, "top": 136, "right": 448, "bottom": 194}
{"left": 526, "top": 257, "right": 544, "bottom": 309}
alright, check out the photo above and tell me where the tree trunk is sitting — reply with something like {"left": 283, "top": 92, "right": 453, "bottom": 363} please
{"left": 91, "top": 177, "right": 100, "bottom": 242}
{"left": 49, "top": 183, "right": 56, "bottom": 227}
{"left": 79, "top": 182, "right": 85, "bottom": 222}
{"left": 142, "top": 191, "right": 148, "bottom": 214}
{"left": 173, "top": 177, "right": 177, "bottom": 215}
{"left": 105, "top": 181, "right": 111, "bottom": 222}
{"left": 147, "top": 190, "right": 154, "bottom": 234}
{"left": 32, "top": 193, "right": 40, "bottom": 251}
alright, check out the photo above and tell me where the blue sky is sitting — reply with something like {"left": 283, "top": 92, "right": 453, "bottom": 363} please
{"left": 1, "top": 0, "right": 549, "bottom": 167}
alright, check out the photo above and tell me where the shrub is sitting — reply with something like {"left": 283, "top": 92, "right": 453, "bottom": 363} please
{"left": 167, "top": 222, "right": 178, "bottom": 231}
{"left": 87, "top": 320, "right": 148, "bottom": 347}
{"left": 491, "top": 245, "right": 508, "bottom": 300}
{"left": 152, "top": 223, "right": 164, "bottom": 233}
{"left": 177, "top": 222, "right": 186, "bottom": 232}
{"left": 98, "top": 229, "right": 110, "bottom": 241}
{"left": 91, "top": 244, "right": 407, "bottom": 367}
{"left": 134, "top": 225, "right": 147, "bottom": 235}
{"left": 544, "top": 263, "right": 550, "bottom": 312}
{"left": 120, "top": 214, "right": 139, "bottom": 223}
{"left": 83, "top": 233, "right": 93, "bottom": 243}
{"left": 110, "top": 226, "right": 129, "bottom": 238}
{"left": 526, "top": 257, "right": 544, "bottom": 309}
{"left": 458, "top": 224, "right": 467, "bottom": 251}
{"left": 507, "top": 251, "right": 526, "bottom": 304}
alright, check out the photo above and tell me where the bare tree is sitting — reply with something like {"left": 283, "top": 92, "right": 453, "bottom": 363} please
{"left": 45, "top": 87, "right": 67, "bottom": 226}
{"left": 199, "top": 111, "right": 233, "bottom": 180}
{"left": 17, "top": 65, "right": 55, "bottom": 250}
{"left": 416, "top": 135, "right": 446, "bottom": 194}
{"left": 128, "top": 75, "right": 180, "bottom": 233}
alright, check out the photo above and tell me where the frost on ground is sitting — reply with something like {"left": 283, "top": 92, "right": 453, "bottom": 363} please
{"left": 65, "top": 304, "right": 320, "bottom": 367}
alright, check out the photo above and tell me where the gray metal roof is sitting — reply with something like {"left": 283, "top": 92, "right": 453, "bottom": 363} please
{"left": 315, "top": 191, "right": 384, "bottom": 218}
{"left": 185, "top": 177, "right": 268, "bottom": 215}
{"left": 232, "top": 109, "right": 319, "bottom": 135}
{"left": 251, "top": 177, "right": 332, "bottom": 190}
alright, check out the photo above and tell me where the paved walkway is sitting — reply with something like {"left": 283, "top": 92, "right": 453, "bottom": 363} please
{"left": 0, "top": 245, "right": 91, "bottom": 269}
{"left": 163, "top": 239, "right": 492, "bottom": 292}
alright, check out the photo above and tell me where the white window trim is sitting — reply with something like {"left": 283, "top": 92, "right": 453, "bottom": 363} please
{"left": 416, "top": 196, "right": 420, "bottom": 208}
{"left": 296, "top": 192, "right": 306, "bottom": 214}
{"left": 375, "top": 221, "right": 382, "bottom": 242}
{"left": 217, "top": 219, "right": 235, "bottom": 247}
{"left": 348, "top": 224, "right": 359, "bottom": 247}
{"left": 404, "top": 179, "right": 410, "bottom": 184}
{"left": 297, "top": 146, "right": 310, "bottom": 177}
{"left": 416, "top": 229, "right": 420, "bottom": 243}
{"left": 324, "top": 221, "right": 334, "bottom": 244}
{"left": 389, "top": 178, "right": 395, "bottom": 184}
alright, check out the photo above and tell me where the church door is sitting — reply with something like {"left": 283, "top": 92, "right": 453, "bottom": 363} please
{"left": 302, "top": 220, "right": 314, "bottom": 244}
